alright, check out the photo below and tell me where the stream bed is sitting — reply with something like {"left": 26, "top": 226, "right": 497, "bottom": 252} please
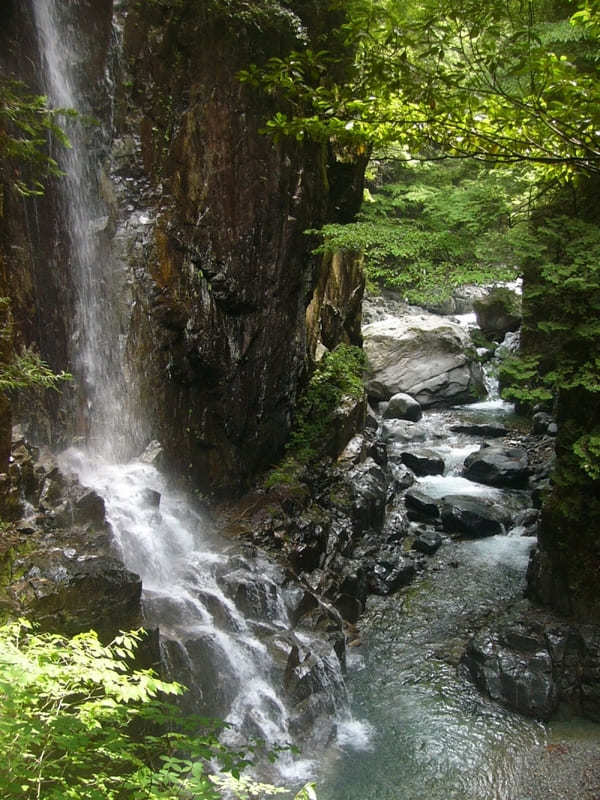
{"left": 319, "top": 397, "right": 545, "bottom": 800}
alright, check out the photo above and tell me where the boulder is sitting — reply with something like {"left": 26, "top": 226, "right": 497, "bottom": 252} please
{"left": 363, "top": 311, "right": 485, "bottom": 407}
{"left": 400, "top": 448, "right": 445, "bottom": 477}
{"left": 463, "top": 444, "right": 529, "bottom": 489}
{"left": 404, "top": 488, "right": 440, "bottom": 521}
{"left": 463, "top": 607, "right": 600, "bottom": 722}
{"left": 414, "top": 530, "right": 443, "bottom": 555}
{"left": 441, "top": 494, "right": 510, "bottom": 537}
{"left": 382, "top": 392, "right": 423, "bottom": 422}
{"left": 473, "top": 287, "right": 521, "bottom": 341}
{"left": 463, "top": 625, "right": 557, "bottom": 719}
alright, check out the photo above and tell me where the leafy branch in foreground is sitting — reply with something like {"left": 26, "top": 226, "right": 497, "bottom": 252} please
{"left": 0, "top": 619, "right": 316, "bottom": 800}
{"left": 0, "top": 297, "right": 71, "bottom": 393}
{"left": 0, "top": 78, "right": 73, "bottom": 201}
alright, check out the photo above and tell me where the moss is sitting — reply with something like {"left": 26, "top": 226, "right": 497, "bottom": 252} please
{"left": 473, "top": 286, "right": 521, "bottom": 316}
{"left": 265, "top": 344, "right": 366, "bottom": 487}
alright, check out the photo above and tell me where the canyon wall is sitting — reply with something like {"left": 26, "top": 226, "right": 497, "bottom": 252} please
{"left": 0, "top": 0, "right": 366, "bottom": 495}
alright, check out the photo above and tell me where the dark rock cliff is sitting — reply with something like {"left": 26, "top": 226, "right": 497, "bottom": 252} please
{"left": 117, "top": 2, "right": 366, "bottom": 495}
{"left": 1, "top": 0, "right": 366, "bottom": 497}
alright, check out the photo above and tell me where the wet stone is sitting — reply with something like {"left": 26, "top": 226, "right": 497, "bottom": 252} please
{"left": 404, "top": 488, "right": 440, "bottom": 520}
{"left": 414, "top": 530, "right": 443, "bottom": 555}
{"left": 441, "top": 494, "right": 510, "bottom": 538}
{"left": 382, "top": 392, "right": 423, "bottom": 422}
{"left": 400, "top": 448, "right": 445, "bottom": 476}
{"left": 463, "top": 443, "right": 529, "bottom": 489}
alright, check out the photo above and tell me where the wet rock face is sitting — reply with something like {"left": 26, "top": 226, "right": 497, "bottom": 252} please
{"left": 117, "top": 2, "right": 366, "bottom": 496}
{"left": 463, "top": 604, "right": 600, "bottom": 722}
{"left": 0, "top": 435, "right": 142, "bottom": 639}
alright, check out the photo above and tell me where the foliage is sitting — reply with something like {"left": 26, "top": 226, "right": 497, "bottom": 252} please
{"left": 572, "top": 430, "right": 600, "bottom": 480}
{"left": 310, "top": 159, "right": 525, "bottom": 303}
{"left": 239, "top": 0, "right": 600, "bottom": 176}
{"left": 0, "top": 347, "right": 72, "bottom": 393}
{"left": 497, "top": 354, "right": 553, "bottom": 404}
{"left": 497, "top": 209, "right": 600, "bottom": 473}
{"left": 0, "top": 619, "right": 316, "bottom": 800}
{"left": 265, "top": 345, "right": 366, "bottom": 487}
{"left": 0, "top": 79, "right": 72, "bottom": 201}
{"left": 0, "top": 298, "right": 71, "bottom": 394}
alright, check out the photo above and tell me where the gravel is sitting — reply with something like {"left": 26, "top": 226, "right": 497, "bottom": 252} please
{"left": 516, "top": 737, "right": 600, "bottom": 800}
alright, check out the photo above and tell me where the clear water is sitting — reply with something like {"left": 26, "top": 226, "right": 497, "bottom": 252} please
{"left": 318, "top": 534, "right": 544, "bottom": 800}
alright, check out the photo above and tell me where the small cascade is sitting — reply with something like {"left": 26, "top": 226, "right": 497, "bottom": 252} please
{"left": 34, "top": 0, "right": 354, "bottom": 781}
{"left": 60, "top": 446, "right": 348, "bottom": 780}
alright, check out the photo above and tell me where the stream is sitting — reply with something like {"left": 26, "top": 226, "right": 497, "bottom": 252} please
{"left": 318, "top": 395, "right": 545, "bottom": 800}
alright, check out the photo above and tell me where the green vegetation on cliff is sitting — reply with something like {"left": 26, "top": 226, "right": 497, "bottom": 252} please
{"left": 266, "top": 344, "right": 366, "bottom": 487}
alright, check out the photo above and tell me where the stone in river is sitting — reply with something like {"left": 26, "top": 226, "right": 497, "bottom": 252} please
{"left": 400, "top": 448, "right": 445, "bottom": 477}
{"left": 463, "top": 444, "right": 529, "bottom": 489}
{"left": 441, "top": 494, "right": 510, "bottom": 537}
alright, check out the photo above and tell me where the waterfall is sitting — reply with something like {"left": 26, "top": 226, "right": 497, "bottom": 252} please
{"left": 32, "top": 0, "right": 351, "bottom": 781}
{"left": 33, "top": 0, "right": 134, "bottom": 460}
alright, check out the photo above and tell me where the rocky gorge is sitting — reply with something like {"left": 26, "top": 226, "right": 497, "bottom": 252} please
{"left": 1, "top": 1, "right": 600, "bottom": 798}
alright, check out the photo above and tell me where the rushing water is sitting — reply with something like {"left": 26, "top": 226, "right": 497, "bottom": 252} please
{"left": 58, "top": 447, "right": 348, "bottom": 781}
{"left": 319, "top": 400, "right": 545, "bottom": 800}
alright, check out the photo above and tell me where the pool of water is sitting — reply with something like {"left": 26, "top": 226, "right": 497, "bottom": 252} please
{"left": 318, "top": 529, "right": 545, "bottom": 800}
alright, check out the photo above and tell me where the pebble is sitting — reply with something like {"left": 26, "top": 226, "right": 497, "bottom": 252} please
{"left": 516, "top": 739, "right": 600, "bottom": 799}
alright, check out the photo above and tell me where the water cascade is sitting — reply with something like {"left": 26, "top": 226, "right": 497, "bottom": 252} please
{"left": 28, "top": 2, "right": 594, "bottom": 796}
{"left": 32, "top": 0, "right": 352, "bottom": 781}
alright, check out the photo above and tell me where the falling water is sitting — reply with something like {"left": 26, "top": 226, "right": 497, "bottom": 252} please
{"left": 33, "top": 0, "right": 352, "bottom": 781}
{"left": 33, "top": 0, "right": 134, "bottom": 459}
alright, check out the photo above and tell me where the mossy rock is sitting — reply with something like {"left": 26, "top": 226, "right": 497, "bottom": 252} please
{"left": 473, "top": 287, "right": 521, "bottom": 341}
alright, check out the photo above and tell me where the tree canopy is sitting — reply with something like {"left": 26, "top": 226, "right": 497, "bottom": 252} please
{"left": 240, "top": 0, "right": 600, "bottom": 176}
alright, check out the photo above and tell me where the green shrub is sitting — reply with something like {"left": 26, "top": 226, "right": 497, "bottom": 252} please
{"left": 0, "top": 619, "right": 315, "bottom": 800}
{"left": 265, "top": 344, "right": 366, "bottom": 487}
